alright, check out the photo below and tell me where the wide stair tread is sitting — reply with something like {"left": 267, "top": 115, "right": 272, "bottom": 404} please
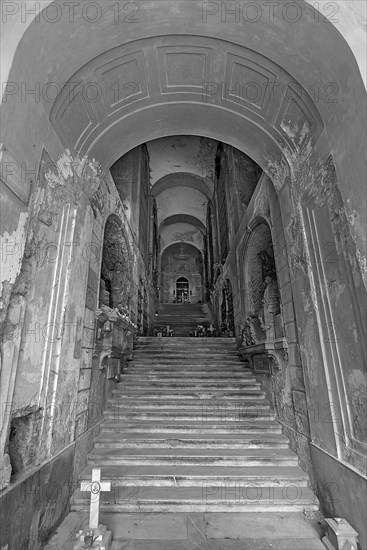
{"left": 94, "top": 434, "right": 288, "bottom": 449}
{"left": 79, "top": 463, "right": 309, "bottom": 484}
{"left": 71, "top": 485, "right": 317, "bottom": 512}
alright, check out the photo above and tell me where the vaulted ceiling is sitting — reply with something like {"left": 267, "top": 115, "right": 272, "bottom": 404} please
{"left": 147, "top": 136, "right": 216, "bottom": 254}
{"left": 1, "top": 0, "right": 366, "bottom": 259}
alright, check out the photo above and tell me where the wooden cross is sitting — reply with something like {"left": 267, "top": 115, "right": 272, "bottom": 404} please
{"left": 80, "top": 468, "right": 111, "bottom": 529}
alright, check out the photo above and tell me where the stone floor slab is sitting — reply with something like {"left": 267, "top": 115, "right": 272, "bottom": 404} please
{"left": 44, "top": 511, "right": 325, "bottom": 550}
{"left": 100, "top": 512, "right": 189, "bottom": 539}
{"left": 204, "top": 512, "right": 320, "bottom": 539}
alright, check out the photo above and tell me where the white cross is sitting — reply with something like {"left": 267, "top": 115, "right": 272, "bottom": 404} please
{"left": 80, "top": 468, "right": 111, "bottom": 529}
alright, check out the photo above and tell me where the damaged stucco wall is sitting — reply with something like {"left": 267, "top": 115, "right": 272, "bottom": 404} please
{"left": 0, "top": 145, "right": 156, "bottom": 550}
{"left": 0, "top": 2, "right": 366, "bottom": 546}
{"left": 264, "top": 151, "right": 367, "bottom": 545}
{"left": 209, "top": 140, "right": 366, "bottom": 545}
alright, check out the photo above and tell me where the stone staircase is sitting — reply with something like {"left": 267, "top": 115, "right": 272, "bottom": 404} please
{"left": 154, "top": 303, "right": 213, "bottom": 336}
{"left": 71, "top": 338, "right": 317, "bottom": 514}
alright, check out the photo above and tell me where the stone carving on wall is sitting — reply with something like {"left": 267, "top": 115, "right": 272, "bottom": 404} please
{"left": 245, "top": 224, "right": 283, "bottom": 345}
{"left": 101, "top": 217, "right": 131, "bottom": 310}
{"left": 258, "top": 249, "right": 276, "bottom": 280}
{"left": 44, "top": 149, "right": 102, "bottom": 204}
{"left": 258, "top": 274, "right": 281, "bottom": 336}
{"left": 241, "top": 318, "right": 256, "bottom": 347}
{"left": 213, "top": 262, "right": 223, "bottom": 283}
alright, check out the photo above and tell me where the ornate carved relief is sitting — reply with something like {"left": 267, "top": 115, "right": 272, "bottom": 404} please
{"left": 101, "top": 217, "right": 131, "bottom": 310}
{"left": 245, "top": 223, "right": 283, "bottom": 344}
{"left": 44, "top": 149, "right": 102, "bottom": 203}
{"left": 221, "top": 278, "right": 235, "bottom": 336}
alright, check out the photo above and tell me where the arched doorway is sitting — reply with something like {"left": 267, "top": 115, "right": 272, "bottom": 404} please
{"left": 176, "top": 277, "right": 189, "bottom": 303}
{"left": 160, "top": 243, "right": 204, "bottom": 303}
{"left": 2, "top": 3, "right": 366, "bottom": 546}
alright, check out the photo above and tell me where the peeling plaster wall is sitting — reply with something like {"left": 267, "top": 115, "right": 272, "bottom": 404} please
{"left": 0, "top": 149, "right": 157, "bottom": 549}
{"left": 209, "top": 145, "right": 366, "bottom": 543}
{"left": 0, "top": 1, "right": 366, "bottom": 544}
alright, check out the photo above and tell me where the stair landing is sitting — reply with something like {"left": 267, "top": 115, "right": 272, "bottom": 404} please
{"left": 44, "top": 511, "right": 325, "bottom": 549}
{"left": 154, "top": 303, "right": 214, "bottom": 336}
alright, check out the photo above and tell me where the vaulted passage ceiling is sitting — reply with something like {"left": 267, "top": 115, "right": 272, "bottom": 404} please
{"left": 147, "top": 136, "right": 216, "bottom": 253}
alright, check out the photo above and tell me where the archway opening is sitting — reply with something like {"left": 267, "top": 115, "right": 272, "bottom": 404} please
{"left": 175, "top": 277, "right": 190, "bottom": 303}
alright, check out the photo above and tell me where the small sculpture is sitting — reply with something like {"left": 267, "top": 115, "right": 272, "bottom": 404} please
{"left": 258, "top": 274, "right": 281, "bottom": 336}
{"left": 98, "top": 279, "right": 110, "bottom": 307}
{"left": 242, "top": 318, "right": 255, "bottom": 346}
{"left": 110, "top": 261, "right": 128, "bottom": 308}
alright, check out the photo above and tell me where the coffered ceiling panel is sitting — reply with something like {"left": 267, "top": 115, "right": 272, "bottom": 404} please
{"left": 157, "top": 46, "right": 213, "bottom": 94}
{"left": 97, "top": 50, "right": 148, "bottom": 114}
{"left": 224, "top": 54, "right": 278, "bottom": 117}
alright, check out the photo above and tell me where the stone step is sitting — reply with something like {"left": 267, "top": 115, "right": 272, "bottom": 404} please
{"left": 136, "top": 349, "right": 238, "bottom": 354}
{"left": 112, "top": 390, "right": 266, "bottom": 399}
{"left": 71, "top": 486, "right": 317, "bottom": 513}
{"left": 155, "top": 321, "right": 212, "bottom": 325}
{"left": 124, "top": 368, "right": 249, "bottom": 375}
{"left": 100, "top": 421, "right": 282, "bottom": 434}
{"left": 79, "top": 464, "right": 309, "bottom": 486}
{"left": 130, "top": 366, "right": 247, "bottom": 370}
{"left": 108, "top": 398, "right": 268, "bottom": 409}
{"left": 119, "top": 381, "right": 258, "bottom": 389}
{"left": 94, "top": 434, "right": 287, "bottom": 449}
{"left": 120, "top": 374, "right": 255, "bottom": 381}
{"left": 68, "top": 334, "right": 317, "bottom": 522}
{"left": 120, "top": 380, "right": 260, "bottom": 389}
{"left": 131, "top": 354, "right": 243, "bottom": 359}
{"left": 127, "top": 360, "right": 246, "bottom": 366}
{"left": 87, "top": 447, "right": 299, "bottom": 467}
{"left": 133, "top": 349, "right": 239, "bottom": 355}
{"left": 136, "top": 337, "right": 236, "bottom": 343}
{"left": 135, "top": 343, "right": 236, "bottom": 348}
{"left": 134, "top": 355, "right": 240, "bottom": 361}
{"left": 118, "top": 387, "right": 262, "bottom": 394}
{"left": 128, "top": 355, "right": 250, "bottom": 364}
{"left": 102, "top": 410, "right": 275, "bottom": 422}
{"left": 129, "top": 364, "right": 246, "bottom": 370}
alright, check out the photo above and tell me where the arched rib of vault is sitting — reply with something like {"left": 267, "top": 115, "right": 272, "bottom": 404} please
{"left": 159, "top": 215, "right": 206, "bottom": 236}
{"left": 152, "top": 174, "right": 212, "bottom": 201}
{"left": 2, "top": 0, "right": 365, "bottom": 99}
{"left": 45, "top": 34, "right": 325, "bottom": 174}
{"left": 1, "top": 2, "right": 365, "bottom": 260}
